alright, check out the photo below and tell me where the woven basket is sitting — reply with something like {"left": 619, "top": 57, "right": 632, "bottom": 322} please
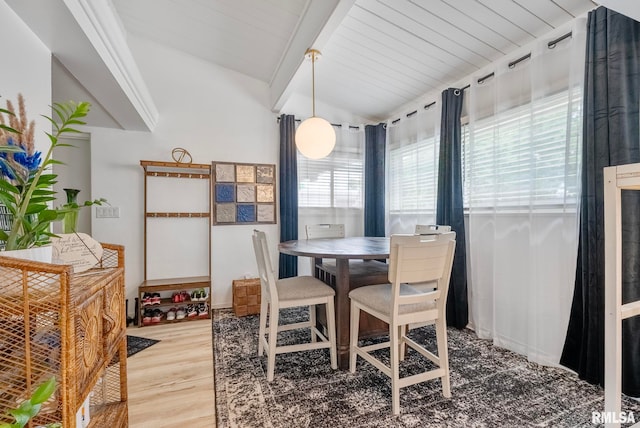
{"left": 232, "top": 278, "right": 261, "bottom": 317}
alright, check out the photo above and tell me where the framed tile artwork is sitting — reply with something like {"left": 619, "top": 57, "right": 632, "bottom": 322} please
{"left": 212, "top": 162, "right": 276, "bottom": 225}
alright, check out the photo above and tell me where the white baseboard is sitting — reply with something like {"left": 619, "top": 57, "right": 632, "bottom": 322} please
{"left": 212, "top": 301, "right": 232, "bottom": 310}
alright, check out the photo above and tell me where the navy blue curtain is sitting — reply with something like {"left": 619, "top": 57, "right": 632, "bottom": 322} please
{"left": 436, "top": 88, "right": 468, "bottom": 329}
{"left": 278, "top": 114, "right": 298, "bottom": 278}
{"left": 561, "top": 7, "right": 640, "bottom": 396}
{"left": 364, "top": 123, "right": 386, "bottom": 237}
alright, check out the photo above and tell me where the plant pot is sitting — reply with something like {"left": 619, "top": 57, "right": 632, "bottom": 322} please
{"left": 2, "top": 246, "right": 53, "bottom": 263}
{"left": 63, "top": 209, "right": 79, "bottom": 234}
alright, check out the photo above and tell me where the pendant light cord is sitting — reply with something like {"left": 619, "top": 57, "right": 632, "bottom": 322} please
{"left": 311, "top": 50, "right": 316, "bottom": 117}
{"left": 305, "top": 48, "right": 321, "bottom": 118}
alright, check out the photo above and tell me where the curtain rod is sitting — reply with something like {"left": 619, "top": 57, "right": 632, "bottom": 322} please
{"left": 508, "top": 53, "right": 531, "bottom": 68}
{"left": 276, "top": 116, "right": 360, "bottom": 129}
{"left": 548, "top": 31, "right": 572, "bottom": 48}
{"left": 286, "top": 31, "right": 574, "bottom": 128}
{"left": 460, "top": 30, "right": 572, "bottom": 91}
{"left": 390, "top": 100, "right": 437, "bottom": 125}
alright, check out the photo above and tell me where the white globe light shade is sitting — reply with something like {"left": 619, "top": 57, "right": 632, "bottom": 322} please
{"left": 295, "top": 117, "right": 336, "bottom": 159}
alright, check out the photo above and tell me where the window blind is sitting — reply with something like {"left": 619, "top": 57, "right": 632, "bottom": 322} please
{"left": 463, "top": 89, "right": 581, "bottom": 209}
{"left": 298, "top": 145, "right": 363, "bottom": 209}
{"left": 388, "top": 136, "right": 439, "bottom": 214}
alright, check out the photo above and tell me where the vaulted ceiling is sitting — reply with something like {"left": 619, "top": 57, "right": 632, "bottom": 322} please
{"left": 112, "top": 0, "right": 599, "bottom": 122}
{"left": 9, "top": 0, "right": 625, "bottom": 129}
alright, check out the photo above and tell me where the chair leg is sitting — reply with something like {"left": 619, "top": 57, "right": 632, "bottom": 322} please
{"left": 436, "top": 318, "right": 451, "bottom": 398}
{"left": 349, "top": 301, "right": 360, "bottom": 373}
{"left": 325, "top": 298, "right": 338, "bottom": 370}
{"left": 390, "top": 323, "right": 401, "bottom": 415}
{"left": 310, "top": 304, "right": 317, "bottom": 343}
{"left": 266, "top": 304, "right": 279, "bottom": 382}
{"left": 258, "top": 299, "right": 269, "bottom": 356}
{"left": 399, "top": 324, "right": 407, "bottom": 361}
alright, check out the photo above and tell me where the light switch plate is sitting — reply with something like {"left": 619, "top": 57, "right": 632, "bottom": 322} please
{"left": 96, "top": 207, "right": 120, "bottom": 218}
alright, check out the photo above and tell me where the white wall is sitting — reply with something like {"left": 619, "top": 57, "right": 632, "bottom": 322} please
{"left": 87, "top": 35, "right": 279, "bottom": 310}
{"left": 0, "top": 1, "right": 51, "bottom": 156}
{"left": 52, "top": 134, "right": 92, "bottom": 235}
{"left": 1, "top": 3, "right": 374, "bottom": 314}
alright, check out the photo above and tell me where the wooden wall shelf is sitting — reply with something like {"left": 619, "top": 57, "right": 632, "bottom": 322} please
{"left": 140, "top": 160, "right": 210, "bottom": 171}
{"left": 146, "top": 212, "right": 209, "bottom": 218}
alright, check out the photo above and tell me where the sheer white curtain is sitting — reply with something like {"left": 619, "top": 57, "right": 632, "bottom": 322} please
{"left": 465, "top": 20, "right": 586, "bottom": 366}
{"left": 297, "top": 123, "right": 365, "bottom": 275}
{"left": 387, "top": 103, "right": 441, "bottom": 234}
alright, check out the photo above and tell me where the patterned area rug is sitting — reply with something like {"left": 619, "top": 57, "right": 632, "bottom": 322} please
{"left": 126, "top": 335, "right": 160, "bottom": 358}
{"left": 213, "top": 308, "right": 640, "bottom": 427}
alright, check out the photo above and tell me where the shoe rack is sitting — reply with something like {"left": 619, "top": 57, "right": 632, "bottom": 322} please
{"left": 138, "top": 276, "right": 211, "bottom": 326}
{"left": 138, "top": 161, "right": 212, "bottom": 326}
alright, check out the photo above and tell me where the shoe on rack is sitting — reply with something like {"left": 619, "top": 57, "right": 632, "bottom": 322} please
{"left": 151, "top": 309, "right": 164, "bottom": 323}
{"left": 172, "top": 292, "right": 182, "bottom": 304}
{"left": 142, "top": 293, "right": 153, "bottom": 306}
{"left": 142, "top": 309, "right": 153, "bottom": 325}
{"left": 186, "top": 304, "right": 197, "bottom": 318}
{"left": 197, "top": 303, "right": 209, "bottom": 317}
{"left": 180, "top": 291, "right": 191, "bottom": 302}
{"left": 176, "top": 307, "right": 186, "bottom": 320}
{"left": 151, "top": 293, "right": 161, "bottom": 305}
{"left": 190, "top": 288, "right": 206, "bottom": 301}
{"left": 166, "top": 307, "right": 177, "bottom": 321}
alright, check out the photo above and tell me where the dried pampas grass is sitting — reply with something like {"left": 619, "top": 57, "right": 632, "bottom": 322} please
{"left": 0, "top": 93, "right": 36, "bottom": 154}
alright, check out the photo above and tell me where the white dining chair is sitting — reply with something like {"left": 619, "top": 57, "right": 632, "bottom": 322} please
{"left": 304, "top": 223, "right": 345, "bottom": 273}
{"left": 412, "top": 224, "right": 452, "bottom": 292}
{"left": 415, "top": 224, "right": 452, "bottom": 235}
{"left": 349, "top": 232, "right": 456, "bottom": 415}
{"left": 305, "top": 223, "right": 345, "bottom": 239}
{"left": 252, "top": 229, "right": 338, "bottom": 381}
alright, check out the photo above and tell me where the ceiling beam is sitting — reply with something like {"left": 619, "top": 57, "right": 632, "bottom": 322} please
{"left": 6, "top": 0, "right": 158, "bottom": 131}
{"left": 270, "top": 0, "right": 355, "bottom": 112}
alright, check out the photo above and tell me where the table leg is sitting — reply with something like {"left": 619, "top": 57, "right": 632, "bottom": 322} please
{"left": 333, "top": 258, "right": 351, "bottom": 369}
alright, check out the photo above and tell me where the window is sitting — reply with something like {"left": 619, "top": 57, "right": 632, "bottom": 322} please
{"left": 462, "top": 89, "right": 581, "bottom": 209}
{"left": 388, "top": 136, "right": 439, "bottom": 215}
{"left": 298, "top": 138, "right": 363, "bottom": 209}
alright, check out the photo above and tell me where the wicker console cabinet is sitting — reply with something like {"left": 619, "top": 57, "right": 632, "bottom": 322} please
{"left": 0, "top": 244, "right": 128, "bottom": 427}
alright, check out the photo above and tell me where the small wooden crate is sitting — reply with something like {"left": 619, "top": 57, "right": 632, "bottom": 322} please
{"left": 232, "top": 278, "right": 261, "bottom": 317}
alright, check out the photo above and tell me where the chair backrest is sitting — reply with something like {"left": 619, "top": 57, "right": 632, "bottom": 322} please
{"left": 388, "top": 232, "right": 456, "bottom": 314}
{"left": 305, "top": 224, "right": 345, "bottom": 239}
{"left": 414, "top": 224, "right": 452, "bottom": 235}
{"left": 252, "top": 230, "right": 278, "bottom": 302}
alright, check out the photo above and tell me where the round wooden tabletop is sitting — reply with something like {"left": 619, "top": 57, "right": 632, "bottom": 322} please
{"left": 278, "top": 236, "right": 389, "bottom": 259}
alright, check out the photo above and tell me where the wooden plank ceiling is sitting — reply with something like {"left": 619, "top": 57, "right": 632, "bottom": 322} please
{"left": 113, "top": 0, "right": 598, "bottom": 122}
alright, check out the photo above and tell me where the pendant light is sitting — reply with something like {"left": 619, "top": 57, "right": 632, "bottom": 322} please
{"left": 295, "top": 49, "right": 336, "bottom": 159}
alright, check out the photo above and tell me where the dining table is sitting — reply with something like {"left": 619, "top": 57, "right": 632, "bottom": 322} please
{"left": 279, "top": 236, "right": 390, "bottom": 369}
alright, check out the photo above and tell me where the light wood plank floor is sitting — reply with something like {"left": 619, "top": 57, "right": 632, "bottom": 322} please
{"left": 126, "top": 319, "right": 216, "bottom": 427}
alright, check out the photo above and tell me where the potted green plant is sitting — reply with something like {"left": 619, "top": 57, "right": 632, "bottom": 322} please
{"left": 0, "top": 94, "right": 105, "bottom": 251}
{"left": 0, "top": 376, "right": 60, "bottom": 428}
